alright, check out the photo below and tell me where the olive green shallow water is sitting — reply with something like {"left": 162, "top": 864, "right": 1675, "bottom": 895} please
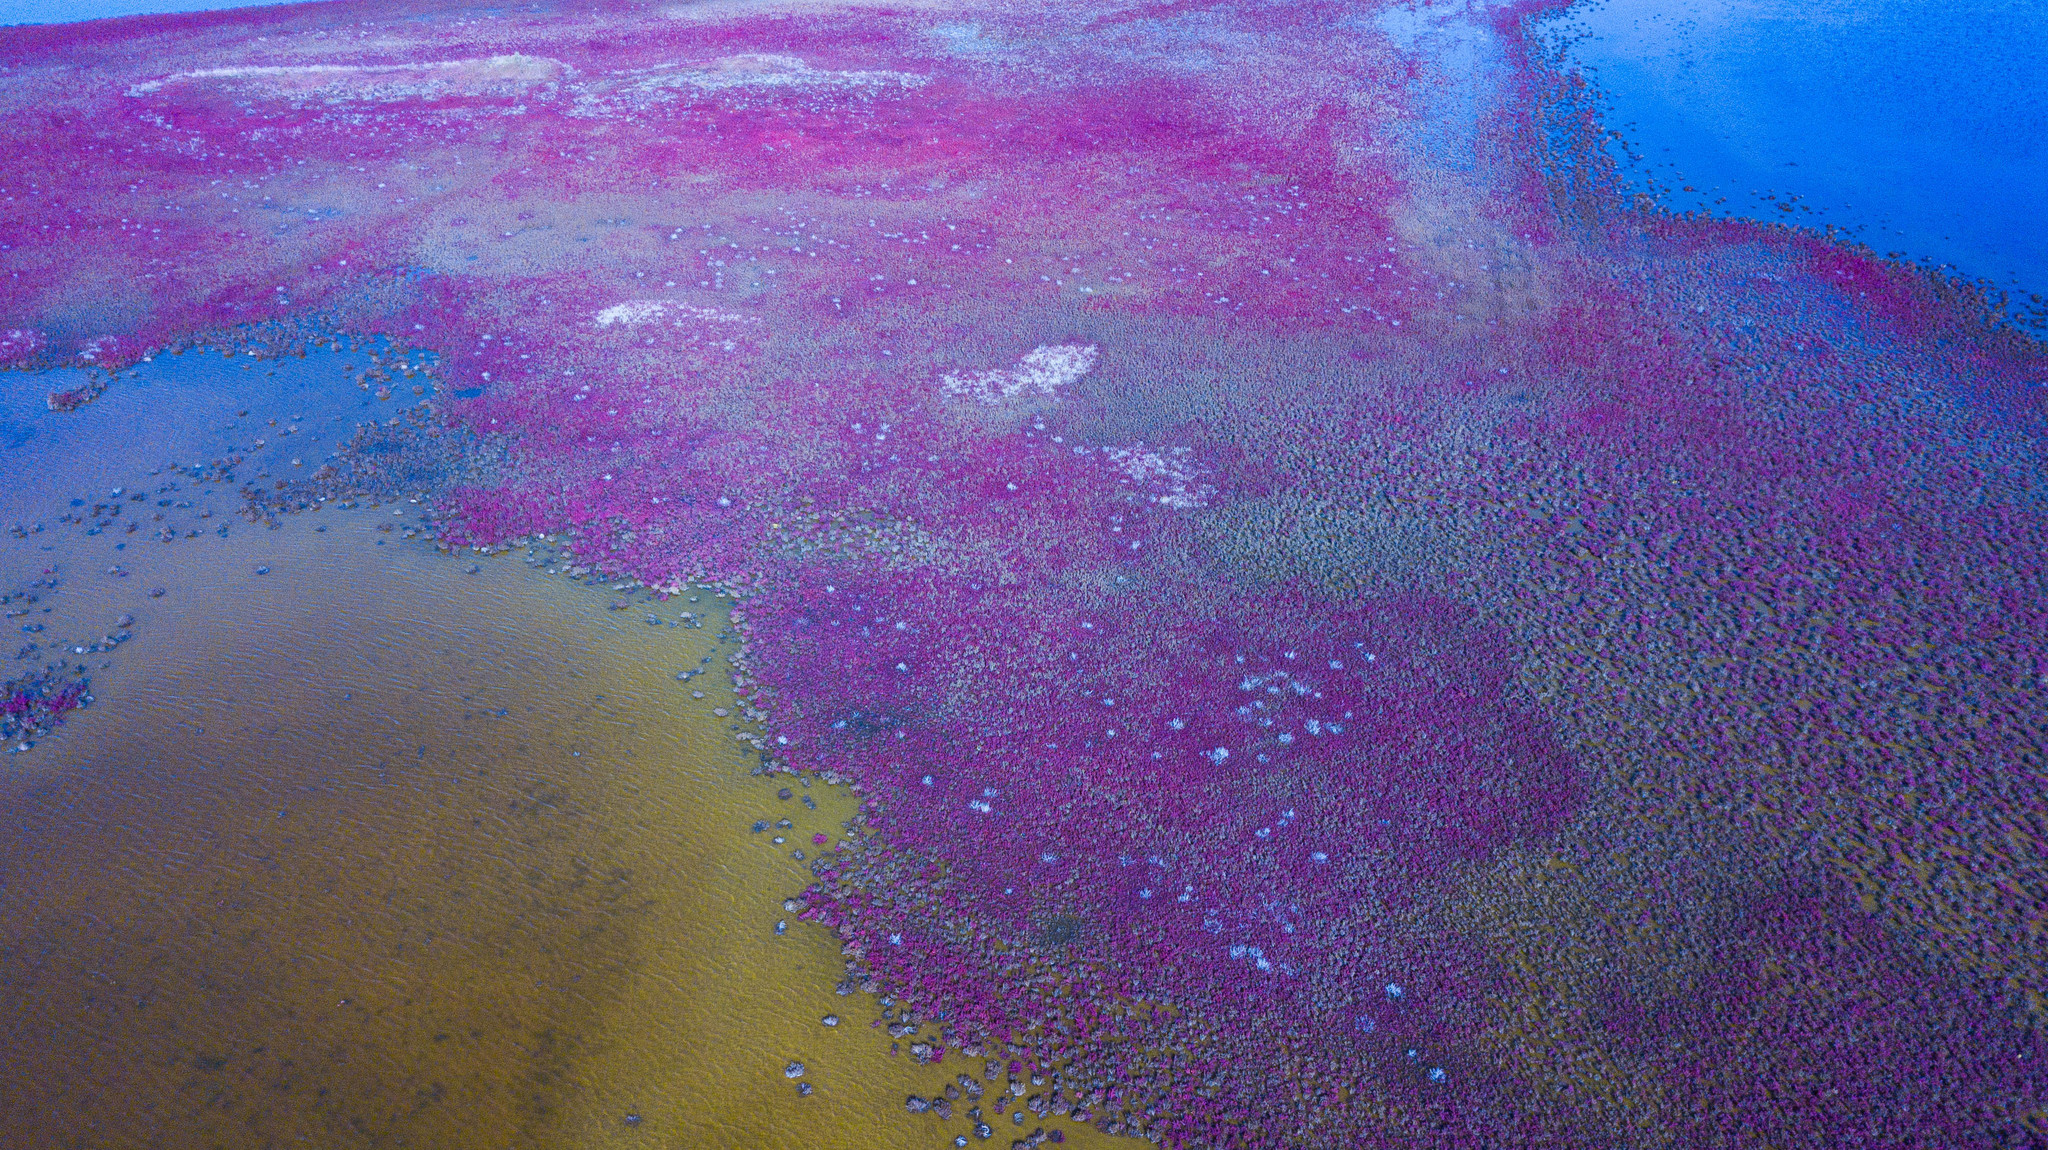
{"left": 0, "top": 351, "right": 1110, "bottom": 1150}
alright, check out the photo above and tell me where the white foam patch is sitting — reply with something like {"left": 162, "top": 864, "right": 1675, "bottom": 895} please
{"left": 940, "top": 344, "right": 1097, "bottom": 406}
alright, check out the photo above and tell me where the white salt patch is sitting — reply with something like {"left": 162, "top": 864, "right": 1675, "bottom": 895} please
{"left": 128, "top": 55, "right": 567, "bottom": 100}
{"left": 940, "top": 343, "right": 1097, "bottom": 405}
{"left": 574, "top": 53, "right": 927, "bottom": 115}
{"left": 634, "top": 53, "right": 927, "bottom": 93}
{"left": 0, "top": 328, "right": 42, "bottom": 361}
{"left": 1104, "top": 444, "right": 1214, "bottom": 509}
{"left": 594, "top": 300, "right": 757, "bottom": 327}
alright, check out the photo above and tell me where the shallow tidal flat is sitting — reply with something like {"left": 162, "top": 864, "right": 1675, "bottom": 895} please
{"left": 0, "top": 349, "right": 1094, "bottom": 1149}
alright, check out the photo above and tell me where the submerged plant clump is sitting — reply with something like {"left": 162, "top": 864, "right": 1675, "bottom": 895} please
{"left": 2, "top": 666, "right": 89, "bottom": 749}
{"left": 3, "top": 579, "right": 117, "bottom": 754}
{"left": 3, "top": 0, "right": 2046, "bottom": 1144}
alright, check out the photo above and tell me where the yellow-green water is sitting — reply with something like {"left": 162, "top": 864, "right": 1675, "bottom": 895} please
{"left": 0, "top": 350, "right": 1111, "bottom": 1149}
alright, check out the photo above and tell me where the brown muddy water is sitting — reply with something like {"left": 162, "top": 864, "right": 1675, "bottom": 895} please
{"left": 0, "top": 347, "right": 1109, "bottom": 1150}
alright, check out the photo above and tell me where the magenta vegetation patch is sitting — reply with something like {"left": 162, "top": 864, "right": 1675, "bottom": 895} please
{"left": 5, "top": 0, "right": 2047, "bottom": 1144}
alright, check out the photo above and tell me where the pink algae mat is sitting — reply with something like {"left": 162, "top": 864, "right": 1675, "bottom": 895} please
{"left": 3, "top": 0, "right": 2047, "bottom": 1145}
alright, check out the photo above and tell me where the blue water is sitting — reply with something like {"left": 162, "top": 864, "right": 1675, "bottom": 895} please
{"left": 1548, "top": 0, "right": 2048, "bottom": 312}
{"left": 0, "top": 0, "right": 295, "bottom": 25}
{"left": 0, "top": 347, "right": 381, "bottom": 536}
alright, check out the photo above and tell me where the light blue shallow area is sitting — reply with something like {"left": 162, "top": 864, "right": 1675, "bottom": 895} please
{"left": 0, "top": 0, "right": 299, "bottom": 25}
{"left": 1549, "top": 0, "right": 2048, "bottom": 305}
{"left": 0, "top": 348, "right": 378, "bottom": 535}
